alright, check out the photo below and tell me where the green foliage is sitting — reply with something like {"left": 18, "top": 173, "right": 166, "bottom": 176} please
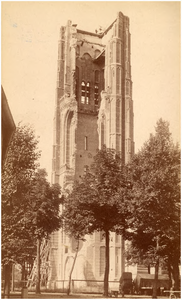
{"left": 125, "top": 119, "right": 180, "bottom": 286}
{"left": 2, "top": 124, "right": 62, "bottom": 267}
{"left": 2, "top": 123, "right": 41, "bottom": 265}
{"left": 63, "top": 146, "right": 129, "bottom": 296}
{"left": 63, "top": 146, "right": 128, "bottom": 238}
{"left": 2, "top": 123, "right": 40, "bottom": 197}
{"left": 27, "top": 168, "right": 62, "bottom": 240}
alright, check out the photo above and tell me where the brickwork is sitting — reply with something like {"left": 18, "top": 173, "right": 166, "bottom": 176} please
{"left": 50, "top": 11, "right": 134, "bottom": 290}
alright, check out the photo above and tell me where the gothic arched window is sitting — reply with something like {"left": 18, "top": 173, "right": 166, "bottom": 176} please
{"left": 81, "top": 81, "right": 90, "bottom": 104}
{"left": 81, "top": 81, "right": 86, "bottom": 104}
{"left": 94, "top": 85, "right": 99, "bottom": 105}
{"left": 95, "top": 70, "right": 99, "bottom": 83}
{"left": 94, "top": 70, "right": 100, "bottom": 105}
{"left": 100, "top": 246, "right": 105, "bottom": 276}
{"left": 86, "top": 82, "right": 90, "bottom": 104}
{"left": 66, "top": 111, "right": 74, "bottom": 167}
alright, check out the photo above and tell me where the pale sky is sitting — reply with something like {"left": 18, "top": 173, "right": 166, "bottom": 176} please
{"left": 1, "top": 1, "right": 181, "bottom": 180}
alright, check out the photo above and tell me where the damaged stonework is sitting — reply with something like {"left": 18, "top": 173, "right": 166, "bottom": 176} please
{"left": 48, "top": 11, "right": 134, "bottom": 291}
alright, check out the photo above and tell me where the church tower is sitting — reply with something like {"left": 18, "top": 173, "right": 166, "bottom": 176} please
{"left": 50, "top": 12, "right": 134, "bottom": 291}
{"left": 98, "top": 14, "right": 134, "bottom": 163}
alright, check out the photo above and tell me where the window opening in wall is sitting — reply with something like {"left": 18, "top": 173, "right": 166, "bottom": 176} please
{"left": 100, "top": 246, "right": 105, "bottom": 276}
{"left": 94, "top": 85, "right": 99, "bottom": 105}
{"left": 66, "top": 112, "right": 73, "bottom": 168}
{"left": 115, "top": 233, "right": 120, "bottom": 243}
{"left": 102, "top": 69, "right": 105, "bottom": 90}
{"left": 115, "top": 247, "right": 120, "bottom": 277}
{"left": 86, "top": 82, "right": 90, "bottom": 104}
{"left": 81, "top": 81, "right": 86, "bottom": 104}
{"left": 81, "top": 81, "right": 90, "bottom": 104}
{"left": 94, "top": 70, "right": 99, "bottom": 105}
{"left": 66, "top": 122, "right": 71, "bottom": 166}
{"left": 84, "top": 136, "right": 88, "bottom": 150}
{"left": 95, "top": 70, "right": 99, "bottom": 83}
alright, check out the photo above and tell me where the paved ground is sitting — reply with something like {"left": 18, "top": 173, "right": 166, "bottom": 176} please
{"left": 1, "top": 291, "right": 174, "bottom": 299}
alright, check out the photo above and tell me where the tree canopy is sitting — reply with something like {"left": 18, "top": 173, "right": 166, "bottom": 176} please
{"left": 2, "top": 123, "right": 62, "bottom": 297}
{"left": 2, "top": 123, "right": 41, "bottom": 266}
{"left": 26, "top": 168, "right": 62, "bottom": 240}
{"left": 26, "top": 168, "right": 62, "bottom": 293}
{"left": 125, "top": 119, "right": 180, "bottom": 293}
{"left": 63, "top": 146, "right": 129, "bottom": 296}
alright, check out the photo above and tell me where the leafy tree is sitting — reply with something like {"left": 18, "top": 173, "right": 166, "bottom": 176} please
{"left": 2, "top": 123, "right": 41, "bottom": 298}
{"left": 63, "top": 146, "right": 129, "bottom": 296}
{"left": 125, "top": 119, "right": 180, "bottom": 298}
{"left": 125, "top": 230, "right": 157, "bottom": 269}
{"left": 2, "top": 124, "right": 62, "bottom": 297}
{"left": 26, "top": 168, "right": 62, "bottom": 294}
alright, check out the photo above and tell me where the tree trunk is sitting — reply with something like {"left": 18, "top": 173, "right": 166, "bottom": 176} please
{"left": 167, "top": 260, "right": 173, "bottom": 289}
{"left": 152, "top": 258, "right": 159, "bottom": 299}
{"left": 171, "top": 257, "right": 180, "bottom": 291}
{"left": 103, "top": 230, "right": 110, "bottom": 297}
{"left": 11, "top": 264, "right": 14, "bottom": 292}
{"left": 67, "top": 239, "right": 79, "bottom": 296}
{"left": 36, "top": 238, "right": 41, "bottom": 294}
{"left": 4, "top": 264, "right": 12, "bottom": 299}
{"left": 21, "top": 261, "right": 26, "bottom": 286}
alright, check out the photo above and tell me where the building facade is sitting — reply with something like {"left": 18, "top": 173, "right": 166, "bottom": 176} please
{"left": 49, "top": 12, "right": 134, "bottom": 290}
{"left": 1, "top": 86, "right": 16, "bottom": 164}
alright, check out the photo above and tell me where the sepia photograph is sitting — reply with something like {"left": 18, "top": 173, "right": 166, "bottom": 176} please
{"left": 1, "top": 1, "right": 181, "bottom": 299}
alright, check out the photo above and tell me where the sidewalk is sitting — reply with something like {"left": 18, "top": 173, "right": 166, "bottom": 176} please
{"left": 5, "top": 291, "right": 172, "bottom": 299}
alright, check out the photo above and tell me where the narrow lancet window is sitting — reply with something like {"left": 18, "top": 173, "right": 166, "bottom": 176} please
{"left": 86, "top": 82, "right": 90, "bottom": 104}
{"left": 85, "top": 136, "right": 88, "bottom": 150}
{"left": 94, "top": 85, "right": 99, "bottom": 105}
{"left": 94, "top": 70, "right": 99, "bottom": 105}
{"left": 81, "top": 81, "right": 86, "bottom": 104}
{"left": 81, "top": 81, "right": 90, "bottom": 104}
